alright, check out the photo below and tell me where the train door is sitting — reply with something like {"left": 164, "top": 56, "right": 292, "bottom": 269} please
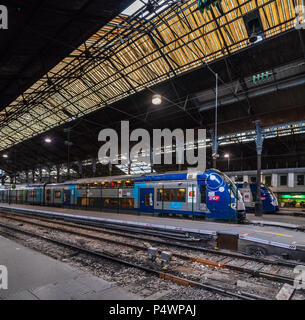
{"left": 63, "top": 189, "right": 71, "bottom": 206}
{"left": 140, "top": 188, "right": 154, "bottom": 213}
{"left": 199, "top": 184, "right": 208, "bottom": 212}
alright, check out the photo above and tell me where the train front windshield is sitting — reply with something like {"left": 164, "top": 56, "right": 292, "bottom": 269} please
{"left": 213, "top": 170, "right": 241, "bottom": 200}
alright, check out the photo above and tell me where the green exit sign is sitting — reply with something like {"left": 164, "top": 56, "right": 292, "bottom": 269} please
{"left": 253, "top": 72, "right": 270, "bottom": 84}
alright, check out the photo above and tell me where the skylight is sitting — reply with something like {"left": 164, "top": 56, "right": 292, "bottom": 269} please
{"left": 116, "top": 161, "right": 156, "bottom": 175}
{"left": 122, "top": 0, "right": 147, "bottom": 16}
{"left": 121, "top": 0, "right": 172, "bottom": 20}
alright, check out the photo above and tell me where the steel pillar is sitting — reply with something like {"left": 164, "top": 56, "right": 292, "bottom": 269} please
{"left": 210, "top": 129, "right": 219, "bottom": 169}
{"left": 56, "top": 165, "right": 60, "bottom": 183}
{"left": 253, "top": 120, "right": 264, "bottom": 217}
{"left": 92, "top": 158, "right": 97, "bottom": 177}
{"left": 78, "top": 160, "right": 83, "bottom": 178}
{"left": 39, "top": 167, "right": 42, "bottom": 182}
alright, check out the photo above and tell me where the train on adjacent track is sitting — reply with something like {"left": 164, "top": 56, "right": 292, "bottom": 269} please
{"left": 0, "top": 169, "right": 246, "bottom": 222}
{"left": 237, "top": 182, "right": 279, "bottom": 213}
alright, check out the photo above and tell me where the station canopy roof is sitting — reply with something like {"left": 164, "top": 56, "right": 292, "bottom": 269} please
{"left": 0, "top": 0, "right": 300, "bottom": 151}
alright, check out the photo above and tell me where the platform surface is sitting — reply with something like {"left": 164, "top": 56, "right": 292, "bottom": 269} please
{"left": 0, "top": 203, "right": 305, "bottom": 252}
{"left": 0, "top": 235, "right": 140, "bottom": 300}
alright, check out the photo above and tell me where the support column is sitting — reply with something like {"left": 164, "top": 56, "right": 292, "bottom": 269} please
{"left": 78, "top": 160, "right": 83, "bottom": 178}
{"left": 92, "top": 158, "right": 97, "bottom": 177}
{"left": 128, "top": 162, "right": 131, "bottom": 175}
{"left": 67, "top": 163, "right": 70, "bottom": 181}
{"left": 253, "top": 120, "right": 264, "bottom": 217}
{"left": 108, "top": 162, "right": 112, "bottom": 176}
{"left": 56, "top": 165, "right": 60, "bottom": 183}
{"left": 47, "top": 167, "right": 51, "bottom": 183}
{"left": 150, "top": 147, "right": 154, "bottom": 173}
{"left": 39, "top": 167, "right": 43, "bottom": 183}
{"left": 210, "top": 130, "right": 219, "bottom": 169}
{"left": 32, "top": 169, "right": 35, "bottom": 183}
{"left": 25, "top": 171, "right": 29, "bottom": 184}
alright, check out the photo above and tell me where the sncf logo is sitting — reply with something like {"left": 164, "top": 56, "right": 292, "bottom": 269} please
{"left": 0, "top": 5, "right": 8, "bottom": 30}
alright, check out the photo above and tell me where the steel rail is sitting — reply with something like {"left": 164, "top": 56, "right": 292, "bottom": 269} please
{"left": 0, "top": 207, "right": 303, "bottom": 269}
{"left": 0, "top": 221, "right": 265, "bottom": 300}
{"left": 0, "top": 212, "right": 297, "bottom": 286}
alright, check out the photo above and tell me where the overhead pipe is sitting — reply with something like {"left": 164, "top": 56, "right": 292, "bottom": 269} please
{"left": 199, "top": 76, "right": 305, "bottom": 112}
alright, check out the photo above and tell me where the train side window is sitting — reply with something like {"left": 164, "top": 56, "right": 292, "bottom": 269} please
{"left": 101, "top": 182, "right": 109, "bottom": 189}
{"left": 157, "top": 189, "right": 163, "bottom": 201}
{"left": 177, "top": 189, "right": 186, "bottom": 202}
{"left": 235, "top": 175, "right": 243, "bottom": 182}
{"left": 297, "top": 175, "right": 305, "bottom": 186}
{"left": 162, "top": 189, "right": 175, "bottom": 201}
{"left": 30, "top": 190, "right": 37, "bottom": 198}
{"left": 124, "top": 180, "right": 134, "bottom": 187}
{"left": 280, "top": 175, "right": 287, "bottom": 186}
{"left": 265, "top": 176, "right": 272, "bottom": 186}
{"left": 250, "top": 176, "right": 256, "bottom": 183}
{"left": 55, "top": 190, "right": 61, "bottom": 199}
{"left": 201, "top": 185, "right": 206, "bottom": 204}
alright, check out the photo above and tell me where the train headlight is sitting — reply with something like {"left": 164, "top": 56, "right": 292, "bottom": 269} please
{"left": 231, "top": 203, "right": 236, "bottom": 209}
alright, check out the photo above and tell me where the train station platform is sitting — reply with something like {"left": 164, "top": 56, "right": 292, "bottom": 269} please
{"left": 247, "top": 213, "right": 305, "bottom": 230}
{"left": 0, "top": 203, "right": 305, "bottom": 261}
{"left": 0, "top": 235, "right": 140, "bottom": 300}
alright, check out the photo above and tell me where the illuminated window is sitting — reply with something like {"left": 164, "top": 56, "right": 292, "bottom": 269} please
{"left": 55, "top": 190, "right": 61, "bottom": 199}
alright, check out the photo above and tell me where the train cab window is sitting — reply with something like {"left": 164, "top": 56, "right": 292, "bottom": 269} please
{"left": 250, "top": 176, "right": 257, "bottom": 183}
{"left": 280, "top": 175, "right": 287, "bottom": 186}
{"left": 297, "top": 175, "right": 305, "bottom": 186}
{"left": 177, "top": 189, "right": 186, "bottom": 202}
{"left": 201, "top": 185, "right": 207, "bottom": 204}
{"left": 265, "top": 175, "right": 272, "bottom": 186}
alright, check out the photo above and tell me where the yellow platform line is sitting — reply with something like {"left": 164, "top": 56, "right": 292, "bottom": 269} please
{"left": 254, "top": 230, "right": 293, "bottom": 237}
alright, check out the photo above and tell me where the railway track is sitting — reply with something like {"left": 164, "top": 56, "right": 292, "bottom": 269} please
{"left": 0, "top": 210, "right": 304, "bottom": 300}
{"left": 0, "top": 208, "right": 302, "bottom": 268}
{"left": 0, "top": 219, "right": 264, "bottom": 301}
{"left": 0, "top": 212, "right": 298, "bottom": 286}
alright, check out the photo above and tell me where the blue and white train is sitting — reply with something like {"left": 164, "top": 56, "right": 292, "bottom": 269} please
{"left": 236, "top": 182, "right": 279, "bottom": 213}
{"left": 0, "top": 169, "right": 246, "bottom": 222}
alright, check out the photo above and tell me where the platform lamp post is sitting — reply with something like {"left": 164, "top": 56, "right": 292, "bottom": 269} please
{"left": 253, "top": 120, "right": 264, "bottom": 217}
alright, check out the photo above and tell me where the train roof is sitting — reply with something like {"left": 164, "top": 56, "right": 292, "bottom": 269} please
{"left": 75, "top": 174, "right": 140, "bottom": 184}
